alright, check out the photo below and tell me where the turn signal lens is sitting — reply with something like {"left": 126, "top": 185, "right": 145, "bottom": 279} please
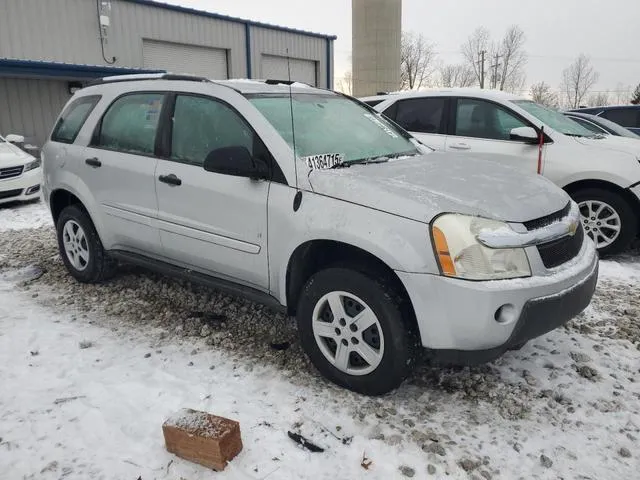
{"left": 432, "top": 226, "right": 456, "bottom": 276}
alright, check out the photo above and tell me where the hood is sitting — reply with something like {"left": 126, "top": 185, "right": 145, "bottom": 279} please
{"left": 573, "top": 135, "right": 640, "bottom": 156}
{"left": 0, "top": 142, "right": 32, "bottom": 168}
{"left": 308, "top": 152, "right": 570, "bottom": 224}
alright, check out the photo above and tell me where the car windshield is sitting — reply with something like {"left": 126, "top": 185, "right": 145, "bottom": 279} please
{"left": 589, "top": 115, "right": 640, "bottom": 139}
{"left": 248, "top": 93, "right": 420, "bottom": 166}
{"left": 513, "top": 100, "right": 595, "bottom": 137}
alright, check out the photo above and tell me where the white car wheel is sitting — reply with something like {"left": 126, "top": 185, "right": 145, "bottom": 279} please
{"left": 578, "top": 200, "right": 621, "bottom": 249}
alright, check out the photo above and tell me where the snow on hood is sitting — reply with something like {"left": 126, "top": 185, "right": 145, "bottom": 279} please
{"left": 573, "top": 135, "right": 640, "bottom": 157}
{"left": 0, "top": 141, "right": 33, "bottom": 167}
{"left": 307, "top": 152, "right": 570, "bottom": 224}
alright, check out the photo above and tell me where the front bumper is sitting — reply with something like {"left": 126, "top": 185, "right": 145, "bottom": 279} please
{"left": 0, "top": 167, "right": 42, "bottom": 205}
{"left": 396, "top": 238, "right": 598, "bottom": 363}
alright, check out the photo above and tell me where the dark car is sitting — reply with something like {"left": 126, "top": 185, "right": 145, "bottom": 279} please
{"left": 564, "top": 111, "right": 640, "bottom": 139}
{"left": 568, "top": 105, "right": 640, "bottom": 135}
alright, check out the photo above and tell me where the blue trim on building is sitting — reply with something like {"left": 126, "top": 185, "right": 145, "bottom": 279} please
{"left": 124, "top": 0, "right": 337, "bottom": 40}
{"left": 0, "top": 59, "right": 164, "bottom": 79}
{"left": 245, "top": 24, "right": 252, "bottom": 79}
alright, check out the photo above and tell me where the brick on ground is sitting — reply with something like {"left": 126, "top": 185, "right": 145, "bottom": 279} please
{"left": 162, "top": 408, "right": 243, "bottom": 471}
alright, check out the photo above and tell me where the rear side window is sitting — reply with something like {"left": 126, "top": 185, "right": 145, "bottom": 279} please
{"left": 602, "top": 108, "right": 639, "bottom": 128}
{"left": 51, "top": 95, "right": 100, "bottom": 144}
{"left": 394, "top": 98, "right": 446, "bottom": 134}
{"left": 94, "top": 93, "right": 164, "bottom": 155}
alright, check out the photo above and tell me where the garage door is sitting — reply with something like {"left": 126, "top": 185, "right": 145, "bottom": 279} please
{"left": 142, "top": 39, "right": 228, "bottom": 79}
{"left": 260, "top": 55, "right": 317, "bottom": 86}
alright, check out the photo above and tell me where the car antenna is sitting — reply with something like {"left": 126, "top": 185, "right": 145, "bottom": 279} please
{"left": 286, "top": 48, "right": 299, "bottom": 190}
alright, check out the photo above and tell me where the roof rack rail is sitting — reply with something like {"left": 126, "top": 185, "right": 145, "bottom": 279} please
{"left": 86, "top": 72, "right": 212, "bottom": 87}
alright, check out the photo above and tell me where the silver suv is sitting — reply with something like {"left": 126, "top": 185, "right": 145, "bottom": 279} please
{"left": 42, "top": 74, "right": 598, "bottom": 395}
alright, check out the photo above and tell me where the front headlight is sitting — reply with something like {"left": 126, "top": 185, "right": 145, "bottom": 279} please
{"left": 23, "top": 158, "right": 41, "bottom": 172}
{"left": 431, "top": 214, "right": 531, "bottom": 280}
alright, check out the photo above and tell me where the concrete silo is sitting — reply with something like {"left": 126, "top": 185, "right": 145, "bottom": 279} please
{"left": 352, "top": 0, "right": 402, "bottom": 97}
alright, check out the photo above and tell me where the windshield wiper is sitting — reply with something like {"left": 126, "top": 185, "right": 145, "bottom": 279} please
{"left": 331, "top": 156, "right": 390, "bottom": 168}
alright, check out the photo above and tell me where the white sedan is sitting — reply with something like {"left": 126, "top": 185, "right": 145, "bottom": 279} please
{"left": 0, "top": 134, "right": 42, "bottom": 205}
{"left": 362, "top": 89, "right": 640, "bottom": 255}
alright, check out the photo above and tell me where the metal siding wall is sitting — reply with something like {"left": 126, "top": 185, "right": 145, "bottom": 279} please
{"left": 0, "top": 0, "right": 247, "bottom": 76}
{"left": 0, "top": 78, "right": 69, "bottom": 145}
{"left": 250, "top": 27, "right": 329, "bottom": 88}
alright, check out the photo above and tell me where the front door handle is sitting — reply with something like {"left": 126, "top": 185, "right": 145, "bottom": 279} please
{"left": 85, "top": 157, "right": 101, "bottom": 168}
{"left": 449, "top": 142, "right": 471, "bottom": 151}
{"left": 158, "top": 173, "right": 182, "bottom": 186}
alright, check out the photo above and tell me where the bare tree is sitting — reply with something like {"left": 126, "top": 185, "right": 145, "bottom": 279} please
{"left": 561, "top": 54, "right": 599, "bottom": 108}
{"left": 497, "top": 26, "right": 527, "bottom": 92}
{"left": 588, "top": 91, "right": 610, "bottom": 107}
{"left": 400, "top": 31, "right": 438, "bottom": 90}
{"left": 337, "top": 71, "right": 352, "bottom": 95}
{"left": 439, "top": 63, "right": 476, "bottom": 88}
{"left": 613, "top": 82, "right": 631, "bottom": 104}
{"left": 461, "top": 27, "right": 491, "bottom": 88}
{"left": 529, "top": 81, "right": 558, "bottom": 107}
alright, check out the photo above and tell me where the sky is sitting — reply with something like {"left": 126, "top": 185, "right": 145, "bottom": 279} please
{"left": 168, "top": 0, "right": 640, "bottom": 96}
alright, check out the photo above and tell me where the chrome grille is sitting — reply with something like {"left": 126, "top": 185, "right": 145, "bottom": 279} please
{"left": 0, "top": 165, "right": 24, "bottom": 180}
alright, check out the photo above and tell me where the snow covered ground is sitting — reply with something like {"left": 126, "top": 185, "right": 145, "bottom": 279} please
{"left": 1, "top": 199, "right": 638, "bottom": 480}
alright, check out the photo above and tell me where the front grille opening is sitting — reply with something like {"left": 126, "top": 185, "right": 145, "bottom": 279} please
{"left": 0, "top": 188, "right": 23, "bottom": 200}
{"left": 536, "top": 224, "right": 584, "bottom": 269}
{"left": 523, "top": 202, "right": 571, "bottom": 231}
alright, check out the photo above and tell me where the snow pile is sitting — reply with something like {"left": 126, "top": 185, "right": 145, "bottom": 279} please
{"left": 0, "top": 199, "right": 51, "bottom": 232}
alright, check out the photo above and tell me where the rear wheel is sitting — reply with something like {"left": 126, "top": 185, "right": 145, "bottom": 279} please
{"left": 571, "top": 188, "right": 637, "bottom": 256}
{"left": 297, "top": 267, "right": 416, "bottom": 395}
{"left": 56, "top": 205, "right": 117, "bottom": 283}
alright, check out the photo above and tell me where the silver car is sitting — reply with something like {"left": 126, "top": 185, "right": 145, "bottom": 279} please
{"left": 42, "top": 75, "right": 598, "bottom": 395}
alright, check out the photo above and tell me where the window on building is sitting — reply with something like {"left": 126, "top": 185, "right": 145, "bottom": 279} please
{"left": 394, "top": 98, "right": 446, "bottom": 134}
{"left": 171, "top": 95, "right": 255, "bottom": 166}
{"left": 455, "top": 98, "right": 528, "bottom": 140}
{"left": 51, "top": 95, "right": 101, "bottom": 144}
{"left": 95, "top": 93, "right": 164, "bottom": 155}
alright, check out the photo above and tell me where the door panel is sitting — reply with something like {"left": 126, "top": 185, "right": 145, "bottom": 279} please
{"left": 445, "top": 98, "right": 542, "bottom": 174}
{"left": 156, "top": 94, "right": 269, "bottom": 289}
{"left": 82, "top": 92, "right": 164, "bottom": 253}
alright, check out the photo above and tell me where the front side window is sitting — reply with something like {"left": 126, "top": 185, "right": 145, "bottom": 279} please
{"left": 455, "top": 98, "right": 528, "bottom": 141}
{"left": 395, "top": 98, "right": 446, "bottom": 134}
{"left": 249, "top": 94, "right": 419, "bottom": 165}
{"left": 95, "top": 93, "right": 164, "bottom": 155}
{"left": 512, "top": 100, "right": 594, "bottom": 137}
{"left": 569, "top": 117, "right": 606, "bottom": 134}
{"left": 51, "top": 95, "right": 101, "bottom": 144}
{"left": 171, "top": 95, "right": 255, "bottom": 166}
{"left": 602, "top": 108, "right": 639, "bottom": 128}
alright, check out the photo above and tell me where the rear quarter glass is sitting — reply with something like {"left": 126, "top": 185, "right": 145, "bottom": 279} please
{"left": 51, "top": 95, "right": 102, "bottom": 144}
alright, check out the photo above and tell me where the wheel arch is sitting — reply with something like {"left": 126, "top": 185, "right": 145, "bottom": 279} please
{"left": 285, "top": 240, "right": 417, "bottom": 324}
{"left": 563, "top": 179, "right": 640, "bottom": 217}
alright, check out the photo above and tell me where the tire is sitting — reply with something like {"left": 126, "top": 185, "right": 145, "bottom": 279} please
{"left": 296, "top": 267, "right": 417, "bottom": 396}
{"left": 56, "top": 204, "right": 117, "bottom": 283}
{"left": 570, "top": 188, "right": 637, "bottom": 256}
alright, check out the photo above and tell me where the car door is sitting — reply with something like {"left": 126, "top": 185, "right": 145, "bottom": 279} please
{"left": 155, "top": 92, "right": 270, "bottom": 289}
{"left": 81, "top": 92, "right": 164, "bottom": 254}
{"left": 445, "top": 97, "right": 541, "bottom": 173}
{"left": 382, "top": 97, "right": 448, "bottom": 150}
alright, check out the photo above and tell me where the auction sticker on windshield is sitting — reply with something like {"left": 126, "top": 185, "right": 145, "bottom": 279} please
{"left": 302, "top": 153, "right": 345, "bottom": 170}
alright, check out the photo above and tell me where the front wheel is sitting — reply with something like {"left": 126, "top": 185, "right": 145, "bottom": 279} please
{"left": 571, "top": 188, "right": 637, "bottom": 256}
{"left": 297, "top": 268, "right": 416, "bottom": 396}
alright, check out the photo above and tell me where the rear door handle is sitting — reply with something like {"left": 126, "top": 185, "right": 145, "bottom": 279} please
{"left": 449, "top": 142, "right": 471, "bottom": 151}
{"left": 85, "top": 157, "right": 101, "bottom": 168}
{"left": 158, "top": 173, "right": 182, "bottom": 186}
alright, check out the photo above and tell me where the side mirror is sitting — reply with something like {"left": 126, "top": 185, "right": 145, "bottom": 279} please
{"left": 203, "top": 146, "right": 269, "bottom": 180}
{"left": 510, "top": 126, "right": 539, "bottom": 144}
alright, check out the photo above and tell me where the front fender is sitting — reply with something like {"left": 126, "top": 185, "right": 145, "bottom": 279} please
{"left": 267, "top": 185, "right": 439, "bottom": 305}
